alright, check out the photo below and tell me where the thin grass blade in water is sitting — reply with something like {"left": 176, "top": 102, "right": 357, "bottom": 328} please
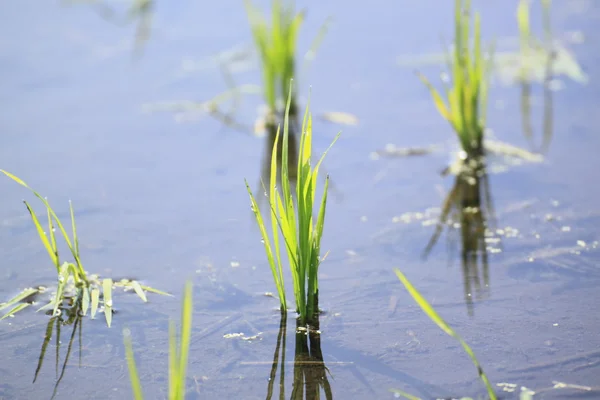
{"left": 139, "top": 285, "right": 172, "bottom": 297}
{"left": 81, "top": 287, "right": 90, "bottom": 316}
{"left": 123, "top": 328, "right": 145, "bottom": 400}
{"left": 91, "top": 287, "right": 100, "bottom": 320}
{"left": 0, "top": 303, "right": 31, "bottom": 320}
{"left": 130, "top": 281, "right": 148, "bottom": 303}
{"left": 103, "top": 278, "right": 113, "bottom": 327}
{"left": 24, "top": 201, "right": 59, "bottom": 270}
{"left": 0, "top": 287, "right": 39, "bottom": 312}
{"left": 177, "top": 281, "right": 193, "bottom": 396}
{"left": 394, "top": 269, "right": 496, "bottom": 399}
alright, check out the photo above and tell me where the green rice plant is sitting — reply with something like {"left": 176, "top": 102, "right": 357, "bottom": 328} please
{"left": 517, "top": 0, "right": 553, "bottom": 78}
{"left": 245, "top": 0, "right": 328, "bottom": 138}
{"left": 244, "top": 0, "right": 303, "bottom": 118}
{"left": 517, "top": 0, "right": 555, "bottom": 154}
{"left": 124, "top": 281, "right": 193, "bottom": 400}
{"left": 392, "top": 269, "right": 496, "bottom": 400}
{"left": 418, "top": 0, "right": 494, "bottom": 161}
{"left": 245, "top": 86, "right": 339, "bottom": 325}
{"left": 0, "top": 170, "right": 169, "bottom": 326}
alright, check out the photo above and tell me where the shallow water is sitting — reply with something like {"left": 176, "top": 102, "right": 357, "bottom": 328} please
{"left": 1, "top": 1, "right": 599, "bottom": 399}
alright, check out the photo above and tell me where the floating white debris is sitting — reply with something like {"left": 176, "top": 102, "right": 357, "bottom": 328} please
{"left": 223, "top": 333, "right": 244, "bottom": 339}
{"left": 561, "top": 226, "right": 571, "bottom": 232}
{"left": 577, "top": 240, "right": 586, "bottom": 248}
{"left": 230, "top": 261, "right": 240, "bottom": 268}
{"left": 319, "top": 111, "right": 359, "bottom": 126}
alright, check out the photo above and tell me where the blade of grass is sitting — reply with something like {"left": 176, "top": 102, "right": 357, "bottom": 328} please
{"left": 130, "top": 281, "right": 148, "bottom": 303}
{"left": 103, "top": 278, "right": 113, "bottom": 327}
{"left": 0, "top": 287, "right": 39, "bottom": 311}
{"left": 91, "top": 287, "right": 100, "bottom": 320}
{"left": 139, "top": 285, "right": 172, "bottom": 297}
{"left": 24, "top": 201, "right": 59, "bottom": 271}
{"left": 81, "top": 286, "right": 90, "bottom": 316}
{"left": 168, "top": 320, "right": 178, "bottom": 398}
{"left": 123, "top": 328, "right": 145, "bottom": 400}
{"left": 394, "top": 269, "right": 496, "bottom": 399}
{"left": 177, "top": 281, "right": 193, "bottom": 396}
{"left": 53, "top": 263, "right": 71, "bottom": 317}
{"left": 0, "top": 302, "right": 31, "bottom": 320}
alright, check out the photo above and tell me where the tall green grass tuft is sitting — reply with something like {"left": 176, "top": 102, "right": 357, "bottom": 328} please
{"left": 392, "top": 269, "right": 496, "bottom": 400}
{"left": 124, "top": 281, "right": 193, "bottom": 400}
{"left": 0, "top": 170, "right": 169, "bottom": 326}
{"left": 244, "top": 0, "right": 302, "bottom": 118}
{"left": 245, "top": 86, "right": 339, "bottom": 325}
{"left": 244, "top": 0, "right": 329, "bottom": 186}
{"left": 418, "top": 0, "right": 494, "bottom": 161}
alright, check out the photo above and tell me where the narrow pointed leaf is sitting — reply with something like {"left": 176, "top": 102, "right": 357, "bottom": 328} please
{"left": 123, "top": 329, "right": 144, "bottom": 400}
{"left": 90, "top": 288, "right": 100, "bottom": 319}
{"left": 138, "top": 285, "right": 172, "bottom": 297}
{"left": 130, "top": 281, "right": 148, "bottom": 303}
{"left": 1, "top": 302, "right": 31, "bottom": 320}
{"left": 103, "top": 278, "right": 113, "bottom": 327}
{"left": 81, "top": 287, "right": 90, "bottom": 316}
{"left": 0, "top": 287, "right": 39, "bottom": 311}
{"left": 24, "top": 201, "right": 58, "bottom": 269}
{"left": 395, "top": 268, "right": 496, "bottom": 399}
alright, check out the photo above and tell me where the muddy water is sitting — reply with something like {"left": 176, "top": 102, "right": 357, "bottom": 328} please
{"left": 1, "top": 0, "right": 599, "bottom": 399}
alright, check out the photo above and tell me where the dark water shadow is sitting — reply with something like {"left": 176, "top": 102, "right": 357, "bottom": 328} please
{"left": 266, "top": 294, "right": 332, "bottom": 400}
{"left": 32, "top": 294, "right": 86, "bottom": 400}
{"left": 259, "top": 109, "right": 301, "bottom": 200}
{"left": 423, "top": 161, "right": 498, "bottom": 316}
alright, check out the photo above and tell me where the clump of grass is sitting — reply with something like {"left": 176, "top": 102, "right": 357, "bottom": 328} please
{"left": 418, "top": 0, "right": 494, "bottom": 161}
{"left": 245, "top": 86, "right": 339, "bottom": 326}
{"left": 124, "top": 281, "right": 193, "bottom": 400}
{"left": 392, "top": 269, "right": 496, "bottom": 400}
{"left": 244, "top": 0, "right": 329, "bottom": 185}
{"left": 244, "top": 0, "right": 305, "bottom": 185}
{"left": 517, "top": 0, "right": 555, "bottom": 154}
{"left": 244, "top": 0, "right": 303, "bottom": 120}
{"left": 0, "top": 170, "right": 169, "bottom": 326}
{"left": 517, "top": 0, "right": 553, "bottom": 80}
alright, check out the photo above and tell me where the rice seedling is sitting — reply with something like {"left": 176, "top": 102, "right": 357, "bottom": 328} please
{"left": 0, "top": 170, "right": 169, "bottom": 327}
{"left": 245, "top": 85, "right": 339, "bottom": 326}
{"left": 418, "top": 0, "right": 495, "bottom": 162}
{"left": 124, "top": 281, "right": 193, "bottom": 400}
{"left": 517, "top": 0, "right": 554, "bottom": 81}
{"left": 517, "top": 0, "right": 555, "bottom": 154}
{"left": 392, "top": 269, "right": 497, "bottom": 400}
{"left": 244, "top": 0, "right": 329, "bottom": 187}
